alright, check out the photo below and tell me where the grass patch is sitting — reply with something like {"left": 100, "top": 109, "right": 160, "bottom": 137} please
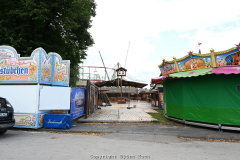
{"left": 148, "top": 110, "right": 170, "bottom": 123}
{"left": 88, "top": 130, "right": 93, "bottom": 134}
{"left": 148, "top": 110, "right": 183, "bottom": 126}
{"left": 178, "top": 136, "right": 240, "bottom": 142}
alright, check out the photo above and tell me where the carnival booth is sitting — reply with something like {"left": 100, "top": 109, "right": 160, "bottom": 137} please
{"left": 152, "top": 43, "right": 240, "bottom": 130}
{"left": 0, "top": 46, "right": 72, "bottom": 129}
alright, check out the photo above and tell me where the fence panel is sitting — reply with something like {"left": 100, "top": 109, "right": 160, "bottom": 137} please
{"left": 85, "top": 80, "right": 98, "bottom": 118}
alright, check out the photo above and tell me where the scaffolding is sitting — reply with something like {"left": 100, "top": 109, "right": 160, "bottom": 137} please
{"left": 79, "top": 65, "right": 116, "bottom": 82}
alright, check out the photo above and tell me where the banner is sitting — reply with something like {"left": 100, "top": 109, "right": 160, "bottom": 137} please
{"left": 71, "top": 88, "right": 86, "bottom": 119}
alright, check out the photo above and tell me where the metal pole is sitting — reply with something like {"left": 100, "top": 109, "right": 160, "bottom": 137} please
{"left": 99, "top": 51, "right": 110, "bottom": 81}
{"left": 105, "top": 71, "right": 106, "bottom": 81}
{"left": 89, "top": 67, "right": 90, "bottom": 81}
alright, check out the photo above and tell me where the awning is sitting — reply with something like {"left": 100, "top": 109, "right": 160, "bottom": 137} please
{"left": 211, "top": 66, "right": 240, "bottom": 74}
{"left": 151, "top": 66, "right": 240, "bottom": 84}
{"left": 169, "top": 68, "right": 212, "bottom": 78}
{"left": 151, "top": 75, "right": 169, "bottom": 84}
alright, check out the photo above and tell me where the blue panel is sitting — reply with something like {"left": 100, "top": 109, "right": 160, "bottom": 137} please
{"left": 71, "top": 88, "right": 86, "bottom": 119}
{"left": 44, "top": 114, "right": 73, "bottom": 129}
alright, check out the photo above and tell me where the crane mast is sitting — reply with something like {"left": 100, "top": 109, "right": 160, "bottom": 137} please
{"left": 124, "top": 42, "right": 130, "bottom": 68}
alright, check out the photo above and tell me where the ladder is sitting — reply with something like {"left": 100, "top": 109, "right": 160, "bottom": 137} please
{"left": 100, "top": 92, "right": 112, "bottom": 106}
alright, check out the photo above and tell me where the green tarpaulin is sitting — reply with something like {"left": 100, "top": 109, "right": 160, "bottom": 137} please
{"left": 164, "top": 74, "right": 240, "bottom": 126}
{"left": 169, "top": 68, "right": 212, "bottom": 78}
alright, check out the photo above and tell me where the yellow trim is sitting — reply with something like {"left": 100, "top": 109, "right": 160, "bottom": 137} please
{"left": 158, "top": 60, "right": 175, "bottom": 68}
{"left": 158, "top": 46, "right": 238, "bottom": 75}
{"left": 214, "top": 47, "right": 236, "bottom": 55}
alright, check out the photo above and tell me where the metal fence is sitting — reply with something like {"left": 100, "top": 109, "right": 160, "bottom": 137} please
{"left": 85, "top": 80, "right": 99, "bottom": 119}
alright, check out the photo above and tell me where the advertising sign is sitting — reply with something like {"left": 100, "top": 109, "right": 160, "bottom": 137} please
{"left": 0, "top": 46, "right": 70, "bottom": 86}
{"left": 71, "top": 88, "right": 86, "bottom": 119}
{"left": 0, "top": 47, "right": 39, "bottom": 82}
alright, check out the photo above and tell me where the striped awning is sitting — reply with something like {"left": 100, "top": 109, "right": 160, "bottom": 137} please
{"left": 169, "top": 68, "right": 212, "bottom": 78}
{"left": 211, "top": 66, "right": 240, "bottom": 74}
{"left": 151, "top": 75, "right": 169, "bottom": 84}
{"left": 151, "top": 66, "right": 240, "bottom": 84}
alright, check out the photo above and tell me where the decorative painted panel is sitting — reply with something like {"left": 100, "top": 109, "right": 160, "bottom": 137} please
{"left": 158, "top": 43, "right": 240, "bottom": 76}
{"left": 0, "top": 46, "right": 70, "bottom": 86}
{"left": 40, "top": 50, "right": 52, "bottom": 83}
{"left": 0, "top": 46, "right": 39, "bottom": 83}
{"left": 215, "top": 49, "right": 239, "bottom": 67}
{"left": 177, "top": 55, "right": 212, "bottom": 71}
{"left": 14, "top": 113, "right": 47, "bottom": 129}
{"left": 160, "top": 62, "right": 177, "bottom": 75}
{"left": 53, "top": 54, "right": 69, "bottom": 86}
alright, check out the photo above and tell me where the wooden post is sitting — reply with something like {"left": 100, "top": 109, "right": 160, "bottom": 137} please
{"left": 121, "top": 76, "right": 122, "bottom": 100}
{"left": 85, "top": 80, "right": 89, "bottom": 119}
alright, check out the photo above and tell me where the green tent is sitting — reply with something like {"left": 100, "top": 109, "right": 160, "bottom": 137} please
{"left": 164, "top": 74, "right": 240, "bottom": 126}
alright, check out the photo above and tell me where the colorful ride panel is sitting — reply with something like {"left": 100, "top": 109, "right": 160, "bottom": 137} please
{"left": 158, "top": 45, "right": 240, "bottom": 76}
{"left": 154, "top": 42, "right": 240, "bottom": 128}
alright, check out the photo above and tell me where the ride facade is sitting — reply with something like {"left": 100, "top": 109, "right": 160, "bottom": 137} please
{"left": 152, "top": 43, "right": 240, "bottom": 130}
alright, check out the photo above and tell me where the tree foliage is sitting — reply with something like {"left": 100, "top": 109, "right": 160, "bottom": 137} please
{"left": 0, "top": 0, "right": 96, "bottom": 86}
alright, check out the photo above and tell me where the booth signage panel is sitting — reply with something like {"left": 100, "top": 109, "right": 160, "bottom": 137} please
{"left": 71, "top": 88, "right": 86, "bottom": 119}
{"left": 0, "top": 47, "right": 39, "bottom": 82}
{"left": 0, "top": 85, "right": 38, "bottom": 113}
{"left": 53, "top": 55, "right": 69, "bottom": 85}
{"left": 39, "top": 86, "right": 71, "bottom": 110}
{"left": 40, "top": 53, "right": 52, "bottom": 83}
{"left": 0, "top": 46, "right": 70, "bottom": 86}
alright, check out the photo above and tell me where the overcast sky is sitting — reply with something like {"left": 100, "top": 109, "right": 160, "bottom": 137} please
{"left": 83, "top": 0, "right": 240, "bottom": 87}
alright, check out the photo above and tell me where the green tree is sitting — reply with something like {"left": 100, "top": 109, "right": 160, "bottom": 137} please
{"left": 0, "top": 0, "right": 96, "bottom": 86}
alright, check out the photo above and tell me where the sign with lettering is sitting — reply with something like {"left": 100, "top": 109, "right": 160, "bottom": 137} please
{"left": 0, "top": 46, "right": 39, "bottom": 82}
{"left": 0, "top": 46, "right": 70, "bottom": 86}
{"left": 71, "top": 88, "right": 86, "bottom": 119}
